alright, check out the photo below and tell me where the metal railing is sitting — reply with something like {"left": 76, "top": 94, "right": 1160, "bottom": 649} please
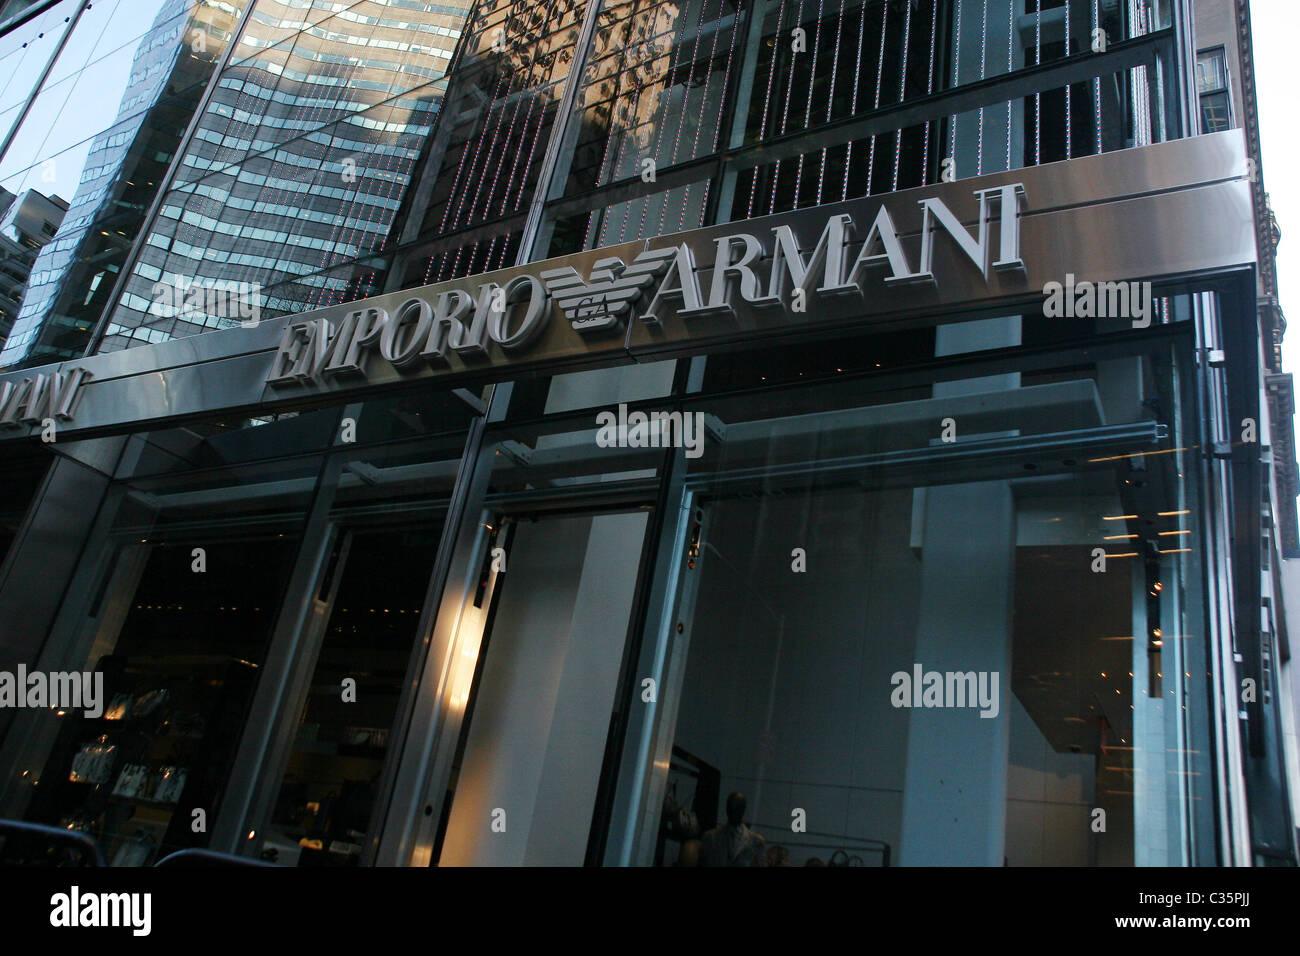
{"left": 0, "top": 819, "right": 280, "bottom": 867}
{"left": 0, "top": 819, "right": 105, "bottom": 867}
{"left": 750, "top": 821, "right": 891, "bottom": 866}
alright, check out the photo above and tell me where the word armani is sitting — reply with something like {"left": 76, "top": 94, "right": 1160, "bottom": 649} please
{"left": 638, "top": 182, "right": 1025, "bottom": 326}
{"left": 890, "top": 664, "right": 1000, "bottom": 718}
{"left": 0, "top": 366, "right": 92, "bottom": 427}
{"left": 1042, "top": 274, "right": 1153, "bottom": 328}
{"left": 50, "top": 887, "right": 151, "bottom": 936}
{"left": 595, "top": 404, "right": 706, "bottom": 459}
{"left": 0, "top": 666, "right": 103, "bottom": 718}
{"left": 265, "top": 183, "right": 1026, "bottom": 388}
{"left": 151, "top": 279, "right": 261, "bottom": 327}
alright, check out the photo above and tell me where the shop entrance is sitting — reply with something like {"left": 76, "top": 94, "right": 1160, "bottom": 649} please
{"left": 260, "top": 522, "right": 444, "bottom": 866}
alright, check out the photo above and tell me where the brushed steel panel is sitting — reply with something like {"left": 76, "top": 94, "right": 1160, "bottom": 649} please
{"left": 626, "top": 178, "right": 1256, "bottom": 357}
{"left": 0, "top": 132, "right": 1258, "bottom": 442}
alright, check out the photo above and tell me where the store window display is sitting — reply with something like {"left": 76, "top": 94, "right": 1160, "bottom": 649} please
{"left": 14, "top": 536, "right": 297, "bottom": 865}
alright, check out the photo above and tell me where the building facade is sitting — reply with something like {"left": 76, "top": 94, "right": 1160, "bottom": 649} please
{"left": 0, "top": 0, "right": 1295, "bottom": 867}
{"left": 0, "top": 187, "right": 68, "bottom": 346}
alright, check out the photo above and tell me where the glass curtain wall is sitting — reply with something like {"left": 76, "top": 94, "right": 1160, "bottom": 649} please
{"left": 0, "top": 389, "right": 479, "bottom": 866}
{"left": 0, "top": 0, "right": 247, "bottom": 367}
{"left": 97, "top": 0, "right": 474, "bottom": 353}
{"left": 527, "top": 0, "right": 1172, "bottom": 263}
{"left": 585, "top": 307, "right": 1217, "bottom": 867}
{"left": 555, "top": 0, "right": 743, "bottom": 250}
{"left": 389, "top": 0, "right": 1181, "bottom": 413}
{"left": 401, "top": 0, "right": 588, "bottom": 285}
{"left": 262, "top": 523, "right": 444, "bottom": 866}
{"left": 0, "top": 0, "right": 1182, "bottom": 365}
{"left": 0, "top": 0, "right": 1220, "bottom": 869}
{"left": 0, "top": 412, "right": 332, "bottom": 865}
{"left": 392, "top": 393, "right": 669, "bottom": 867}
{"left": 385, "top": 296, "right": 1219, "bottom": 867}
{"left": 373, "top": 0, "right": 1206, "bottom": 867}
{"left": 432, "top": 508, "right": 651, "bottom": 865}
{"left": 0, "top": 444, "right": 47, "bottom": 566}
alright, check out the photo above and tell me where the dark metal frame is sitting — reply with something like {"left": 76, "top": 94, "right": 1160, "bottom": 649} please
{"left": 388, "top": 24, "right": 1180, "bottom": 281}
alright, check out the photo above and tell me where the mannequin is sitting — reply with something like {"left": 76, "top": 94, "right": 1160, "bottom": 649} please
{"left": 698, "top": 792, "right": 766, "bottom": 866}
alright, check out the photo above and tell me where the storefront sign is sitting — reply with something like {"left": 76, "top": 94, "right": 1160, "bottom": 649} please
{"left": 264, "top": 183, "right": 1026, "bottom": 389}
{"left": 0, "top": 131, "right": 1259, "bottom": 441}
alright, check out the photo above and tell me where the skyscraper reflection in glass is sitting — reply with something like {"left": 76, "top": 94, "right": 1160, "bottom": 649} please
{"left": 0, "top": 0, "right": 245, "bottom": 367}
{"left": 98, "top": 0, "right": 470, "bottom": 353}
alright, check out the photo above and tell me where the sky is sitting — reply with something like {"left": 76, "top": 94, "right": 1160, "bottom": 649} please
{"left": 1250, "top": 2, "right": 1299, "bottom": 374}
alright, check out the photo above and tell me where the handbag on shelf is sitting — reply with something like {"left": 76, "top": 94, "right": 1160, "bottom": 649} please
{"left": 660, "top": 781, "right": 700, "bottom": 841}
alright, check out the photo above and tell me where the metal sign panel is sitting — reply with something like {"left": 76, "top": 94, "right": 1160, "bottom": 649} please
{"left": 0, "top": 130, "right": 1257, "bottom": 441}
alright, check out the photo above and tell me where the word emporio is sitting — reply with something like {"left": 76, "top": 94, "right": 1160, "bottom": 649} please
{"left": 151, "top": 279, "right": 261, "bottom": 327}
{"left": 0, "top": 666, "right": 103, "bottom": 717}
{"left": 50, "top": 887, "right": 151, "bottom": 936}
{"left": 889, "top": 664, "right": 1000, "bottom": 718}
{"left": 595, "top": 404, "right": 706, "bottom": 458}
{"left": 1042, "top": 274, "right": 1153, "bottom": 328}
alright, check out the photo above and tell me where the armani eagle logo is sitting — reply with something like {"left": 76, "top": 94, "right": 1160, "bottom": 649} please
{"left": 540, "top": 246, "right": 678, "bottom": 334}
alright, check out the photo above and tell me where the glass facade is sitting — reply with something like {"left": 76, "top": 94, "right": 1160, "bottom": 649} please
{"left": 628, "top": 326, "right": 1216, "bottom": 867}
{"left": 0, "top": 394, "right": 479, "bottom": 864}
{"left": 100, "top": 0, "right": 471, "bottom": 350}
{"left": 409, "top": 0, "right": 585, "bottom": 281}
{"left": 0, "top": 0, "right": 1188, "bottom": 363}
{"left": 0, "top": 0, "right": 1295, "bottom": 870}
{"left": 394, "top": 301, "right": 1216, "bottom": 868}
{"left": 0, "top": 0, "right": 248, "bottom": 367}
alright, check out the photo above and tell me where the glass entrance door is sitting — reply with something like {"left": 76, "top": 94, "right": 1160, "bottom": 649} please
{"left": 261, "top": 523, "right": 444, "bottom": 866}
